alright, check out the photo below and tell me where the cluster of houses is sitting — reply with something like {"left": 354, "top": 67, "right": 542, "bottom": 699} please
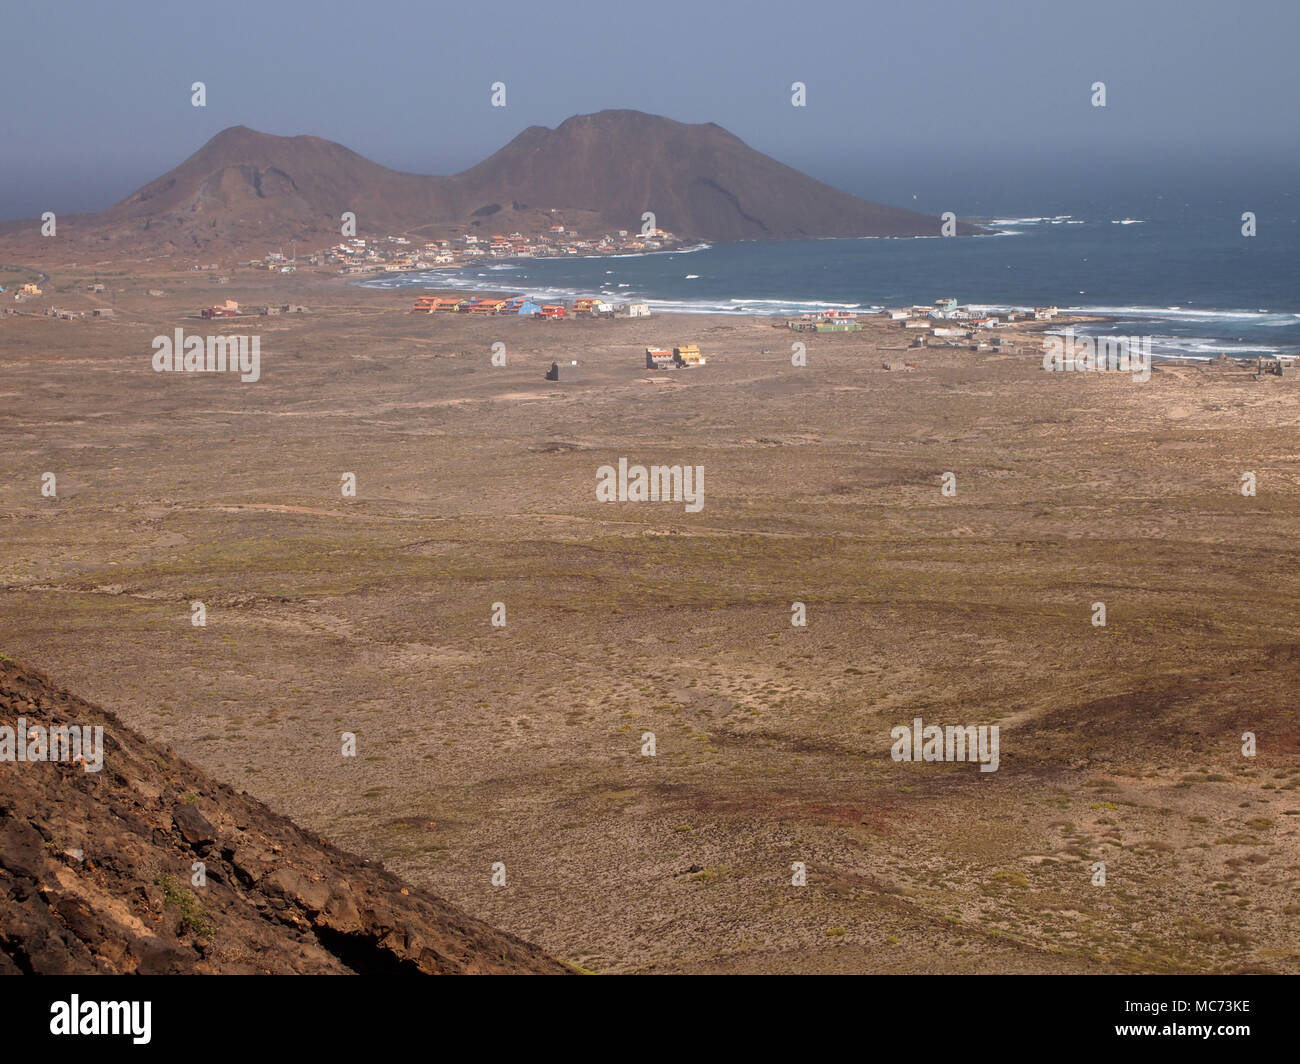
{"left": 1259, "top": 354, "right": 1298, "bottom": 379}
{"left": 883, "top": 299, "right": 1056, "bottom": 324}
{"left": 201, "top": 300, "right": 243, "bottom": 319}
{"left": 880, "top": 298, "right": 1044, "bottom": 352}
{"left": 775, "top": 300, "right": 1048, "bottom": 342}
{"left": 329, "top": 224, "right": 681, "bottom": 276}
{"left": 44, "top": 307, "right": 115, "bottom": 320}
{"left": 784, "top": 301, "right": 1026, "bottom": 333}
{"left": 786, "top": 308, "right": 862, "bottom": 332}
{"left": 409, "top": 294, "right": 650, "bottom": 319}
{"left": 188, "top": 221, "right": 687, "bottom": 279}
{"left": 410, "top": 294, "right": 564, "bottom": 317}
{"left": 644, "top": 345, "right": 706, "bottom": 369}
{"left": 200, "top": 300, "right": 308, "bottom": 319}
{"left": 246, "top": 250, "right": 303, "bottom": 273}
{"left": 1198, "top": 352, "right": 1299, "bottom": 381}
{"left": 773, "top": 298, "right": 1045, "bottom": 353}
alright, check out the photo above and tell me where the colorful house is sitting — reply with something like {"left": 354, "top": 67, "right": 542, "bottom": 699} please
{"left": 463, "top": 298, "right": 506, "bottom": 314}
{"left": 501, "top": 296, "right": 545, "bottom": 315}
{"left": 572, "top": 297, "right": 611, "bottom": 316}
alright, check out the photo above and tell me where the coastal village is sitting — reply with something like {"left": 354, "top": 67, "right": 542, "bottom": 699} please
{"left": 407, "top": 292, "right": 649, "bottom": 319}
{"left": 8, "top": 264, "right": 1296, "bottom": 382}
{"left": 237, "top": 222, "right": 685, "bottom": 276}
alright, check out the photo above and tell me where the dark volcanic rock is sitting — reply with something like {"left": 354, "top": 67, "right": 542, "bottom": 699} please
{"left": 0, "top": 658, "right": 568, "bottom": 974}
{"left": 171, "top": 803, "right": 216, "bottom": 849}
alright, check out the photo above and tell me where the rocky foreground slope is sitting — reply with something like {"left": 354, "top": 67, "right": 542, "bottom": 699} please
{"left": 0, "top": 658, "right": 568, "bottom": 974}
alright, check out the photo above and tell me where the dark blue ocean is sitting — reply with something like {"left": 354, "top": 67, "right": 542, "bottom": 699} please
{"left": 364, "top": 183, "right": 1299, "bottom": 358}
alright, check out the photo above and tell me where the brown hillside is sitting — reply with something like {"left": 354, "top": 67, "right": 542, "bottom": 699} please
{"left": 0, "top": 657, "right": 569, "bottom": 974}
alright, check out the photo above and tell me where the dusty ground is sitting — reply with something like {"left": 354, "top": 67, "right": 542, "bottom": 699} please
{"left": 2, "top": 265, "right": 1298, "bottom": 973}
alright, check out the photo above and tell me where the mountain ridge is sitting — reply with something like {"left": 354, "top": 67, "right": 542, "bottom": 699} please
{"left": 1, "top": 110, "right": 978, "bottom": 253}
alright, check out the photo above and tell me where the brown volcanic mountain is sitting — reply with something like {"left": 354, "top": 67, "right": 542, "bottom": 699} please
{"left": 6, "top": 111, "right": 974, "bottom": 254}
{"left": 0, "top": 657, "right": 568, "bottom": 974}
{"left": 101, "top": 124, "right": 447, "bottom": 248}
{"left": 443, "top": 110, "right": 965, "bottom": 241}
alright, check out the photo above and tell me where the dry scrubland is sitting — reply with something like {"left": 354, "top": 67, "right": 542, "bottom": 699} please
{"left": 2, "top": 268, "right": 1299, "bottom": 974}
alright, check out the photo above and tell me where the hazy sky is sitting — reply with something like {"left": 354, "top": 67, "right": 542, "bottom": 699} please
{"left": 2, "top": 0, "right": 1297, "bottom": 219}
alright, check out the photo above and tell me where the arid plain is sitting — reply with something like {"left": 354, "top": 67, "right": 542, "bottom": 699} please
{"left": 3, "top": 267, "right": 1299, "bottom": 973}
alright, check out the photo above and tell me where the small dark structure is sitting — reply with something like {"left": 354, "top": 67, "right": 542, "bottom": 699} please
{"left": 1255, "top": 355, "right": 1298, "bottom": 380}
{"left": 545, "top": 361, "right": 559, "bottom": 381}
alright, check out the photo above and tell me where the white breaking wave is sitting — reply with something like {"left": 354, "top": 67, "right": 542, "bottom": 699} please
{"left": 360, "top": 273, "right": 1297, "bottom": 326}
{"left": 558, "top": 243, "right": 713, "bottom": 262}
{"left": 722, "top": 297, "right": 868, "bottom": 310}
{"left": 985, "top": 215, "right": 1075, "bottom": 226}
{"left": 1065, "top": 304, "right": 1295, "bottom": 326}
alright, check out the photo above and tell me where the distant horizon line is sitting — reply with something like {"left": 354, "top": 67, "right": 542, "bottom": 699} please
{"left": 1, "top": 115, "right": 1296, "bottom": 224}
